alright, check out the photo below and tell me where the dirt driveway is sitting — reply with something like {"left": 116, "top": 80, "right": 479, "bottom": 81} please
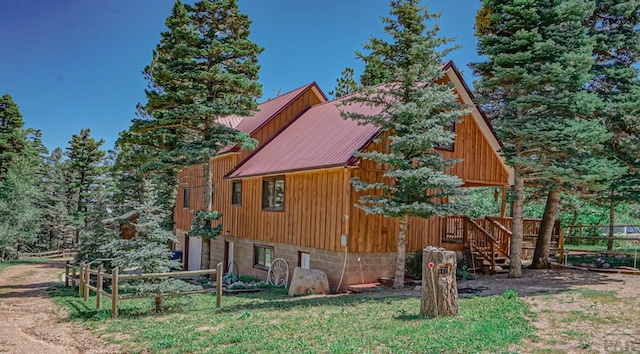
{"left": 0, "top": 259, "right": 117, "bottom": 354}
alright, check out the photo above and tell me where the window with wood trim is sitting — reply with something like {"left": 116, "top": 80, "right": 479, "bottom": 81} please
{"left": 253, "top": 245, "right": 274, "bottom": 270}
{"left": 262, "top": 177, "right": 284, "bottom": 211}
{"left": 435, "top": 122, "right": 456, "bottom": 151}
{"left": 232, "top": 181, "right": 242, "bottom": 205}
{"left": 182, "top": 187, "right": 190, "bottom": 208}
{"left": 298, "top": 251, "right": 310, "bottom": 270}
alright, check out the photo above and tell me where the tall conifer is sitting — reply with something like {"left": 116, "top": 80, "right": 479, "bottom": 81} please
{"left": 342, "top": 0, "right": 469, "bottom": 288}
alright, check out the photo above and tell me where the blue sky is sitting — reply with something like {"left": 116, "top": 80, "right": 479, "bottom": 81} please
{"left": 0, "top": 0, "right": 481, "bottom": 152}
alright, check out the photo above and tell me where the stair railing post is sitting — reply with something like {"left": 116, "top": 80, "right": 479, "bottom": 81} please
{"left": 462, "top": 217, "right": 469, "bottom": 248}
{"left": 491, "top": 241, "right": 496, "bottom": 273}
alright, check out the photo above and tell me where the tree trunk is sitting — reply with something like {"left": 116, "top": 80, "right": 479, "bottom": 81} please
{"left": 608, "top": 194, "right": 615, "bottom": 252}
{"left": 201, "top": 161, "right": 212, "bottom": 270}
{"left": 420, "top": 247, "right": 458, "bottom": 317}
{"left": 531, "top": 187, "right": 561, "bottom": 269}
{"left": 393, "top": 215, "right": 408, "bottom": 289}
{"left": 509, "top": 170, "right": 525, "bottom": 278}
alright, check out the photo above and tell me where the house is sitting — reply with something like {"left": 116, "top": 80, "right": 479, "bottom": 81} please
{"left": 102, "top": 210, "right": 138, "bottom": 240}
{"left": 173, "top": 61, "right": 535, "bottom": 291}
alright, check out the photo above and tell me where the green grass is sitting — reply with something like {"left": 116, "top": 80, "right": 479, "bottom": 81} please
{"left": 49, "top": 286, "right": 535, "bottom": 354}
{"left": 0, "top": 258, "right": 47, "bottom": 273}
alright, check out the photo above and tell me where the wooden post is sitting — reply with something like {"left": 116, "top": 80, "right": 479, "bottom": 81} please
{"left": 65, "top": 262, "right": 70, "bottom": 287}
{"left": 500, "top": 185, "right": 507, "bottom": 218}
{"left": 420, "top": 247, "right": 458, "bottom": 317}
{"left": 96, "top": 264, "right": 103, "bottom": 310}
{"left": 462, "top": 218, "right": 469, "bottom": 248}
{"left": 83, "top": 266, "right": 89, "bottom": 301}
{"left": 111, "top": 267, "right": 119, "bottom": 319}
{"left": 216, "top": 262, "right": 223, "bottom": 308}
{"left": 490, "top": 242, "right": 496, "bottom": 273}
{"left": 71, "top": 265, "right": 77, "bottom": 290}
{"left": 559, "top": 229, "right": 565, "bottom": 265}
{"left": 78, "top": 263, "right": 84, "bottom": 297}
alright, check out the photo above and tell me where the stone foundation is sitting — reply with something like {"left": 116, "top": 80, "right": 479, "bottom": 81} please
{"left": 208, "top": 236, "right": 397, "bottom": 292}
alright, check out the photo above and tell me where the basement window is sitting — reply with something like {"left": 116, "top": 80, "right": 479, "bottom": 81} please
{"left": 254, "top": 245, "right": 274, "bottom": 270}
{"left": 262, "top": 177, "right": 284, "bottom": 211}
{"left": 298, "top": 252, "right": 310, "bottom": 270}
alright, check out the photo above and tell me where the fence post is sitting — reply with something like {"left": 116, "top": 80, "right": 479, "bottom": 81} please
{"left": 96, "top": 264, "right": 103, "bottom": 310}
{"left": 559, "top": 229, "right": 565, "bottom": 265}
{"left": 65, "top": 261, "right": 70, "bottom": 287}
{"left": 216, "top": 262, "right": 223, "bottom": 308}
{"left": 71, "top": 265, "right": 77, "bottom": 290}
{"left": 78, "top": 263, "right": 85, "bottom": 297}
{"left": 83, "top": 265, "right": 90, "bottom": 301}
{"left": 112, "top": 267, "right": 119, "bottom": 319}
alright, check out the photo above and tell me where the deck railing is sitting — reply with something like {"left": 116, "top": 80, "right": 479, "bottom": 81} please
{"left": 484, "top": 217, "right": 511, "bottom": 260}
{"left": 462, "top": 216, "right": 497, "bottom": 272}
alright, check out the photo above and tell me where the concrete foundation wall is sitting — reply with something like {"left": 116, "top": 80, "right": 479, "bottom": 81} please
{"left": 204, "top": 234, "right": 397, "bottom": 292}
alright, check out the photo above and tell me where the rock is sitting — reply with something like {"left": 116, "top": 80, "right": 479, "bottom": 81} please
{"left": 602, "top": 263, "right": 612, "bottom": 269}
{"left": 414, "top": 285, "right": 421, "bottom": 292}
{"left": 288, "top": 267, "right": 330, "bottom": 296}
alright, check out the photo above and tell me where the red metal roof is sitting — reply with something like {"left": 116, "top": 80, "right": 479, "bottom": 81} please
{"left": 227, "top": 97, "right": 382, "bottom": 178}
{"left": 218, "top": 82, "right": 321, "bottom": 154}
{"left": 234, "top": 82, "right": 319, "bottom": 135}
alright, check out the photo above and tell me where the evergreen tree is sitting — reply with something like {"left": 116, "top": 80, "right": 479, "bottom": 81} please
{"left": 0, "top": 94, "right": 28, "bottom": 180}
{"left": 0, "top": 146, "right": 42, "bottom": 259}
{"left": 64, "top": 128, "right": 106, "bottom": 245}
{"left": 586, "top": 0, "right": 640, "bottom": 250}
{"left": 37, "top": 147, "right": 76, "bottom": 249}
{"left": 330, "top": 67, "right": 359, "bottom": 98}
{"left": 472, "top": 0, "right": 609, "bottom": 275}
{"left": 341, "top": 0, "right": 469, "bottom": 288}
{"left": 103, "top": 180, "right": 199, "bottom": 310}
{"left": 128, "top": 0, "right": 262, "bottom": 269}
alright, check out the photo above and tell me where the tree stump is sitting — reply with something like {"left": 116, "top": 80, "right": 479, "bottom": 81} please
{"left": 420, "top": 246, "right": 458, "bottom": 317}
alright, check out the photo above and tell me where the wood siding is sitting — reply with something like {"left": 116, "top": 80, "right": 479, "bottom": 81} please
{"left": 177, "top": 165, "right": 348, "bottom": 252}
{"left": 238, "top": 88, "right": 325, "bottom": 161}
{"left": 348, "top": 92, "right": 510, "bottom": 253}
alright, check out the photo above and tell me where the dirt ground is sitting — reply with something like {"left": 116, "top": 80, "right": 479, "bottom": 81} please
{"left": 0, "top": 259, "right": 119, "bottom": 354}
{"left": 1, "top": 260, "right": 639, "bottom": 353}
{"left": 457, "top": 268, "right": 640, "bottom": 354}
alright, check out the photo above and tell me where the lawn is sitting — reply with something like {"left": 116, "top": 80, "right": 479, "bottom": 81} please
{"left": 49, "top": 286, "right": 535, "bottom": 354}
{"left": 0, "top": 258, "right": 47, "bottom": 273}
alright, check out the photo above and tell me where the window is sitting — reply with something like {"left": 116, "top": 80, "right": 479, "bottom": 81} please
{"left": 232, "top": 181, "right": 242, "bottom": 205}
{"left": 298, "top": 252, "right": 310, "bottom": 270}
{"left": 182, "top": 187, "right": 190, "bottom": 208}
{"left": 254, "top": 245, "right": 274, "bottom": 270}
{"left": 435, "top": 122, "right": 456, "bottom": 151}
{"left": 262, "top": 177, "right": 284, "bottom": 211}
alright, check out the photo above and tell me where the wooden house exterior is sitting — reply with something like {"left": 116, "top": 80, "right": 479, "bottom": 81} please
{"left": 173, "top": 62, "right": 514, "bottom": 289}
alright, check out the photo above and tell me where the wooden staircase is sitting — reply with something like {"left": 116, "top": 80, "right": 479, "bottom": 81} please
{"left": 443, "top": 216, "right": 562, "bottom": 274}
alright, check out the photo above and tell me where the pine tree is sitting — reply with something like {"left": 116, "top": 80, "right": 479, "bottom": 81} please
{"left": 0, "top": 94, "right": 28, "bottom": 180}
{"left": 586, "top": 0, "right": 640, "bottom": 251}
{"left": 37, "top": 147, "right": 76, "bottom": 249}
{"left": 330, "top": 67, "right": 359, "bottom": 98}
{"left": 341, "top": 0, "right": 469, "bottom": 288}
{"left": 128, "top": 0, "right": 262, "bottom": 269}
{"left": 0, "top": 143, "right": 42, "bottom": 259}
{"left": 472, "top": 0, "right": 611, "bottom": 275}
{"left": 64, "top": 128, "right": 106, "bottom": 245}
{"left": 103, "top": 180, "right": 199, "bottom": 310}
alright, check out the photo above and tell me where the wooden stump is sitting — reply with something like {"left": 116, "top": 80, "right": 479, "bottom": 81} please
{"left": 420, "top": 246, "right": 458, "bottom": 317}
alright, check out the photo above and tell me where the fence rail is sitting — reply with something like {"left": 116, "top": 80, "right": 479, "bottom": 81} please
{"left": 19, "top": 249, "right": 77, "bottom": 259}
{"left": 66, "top": 261, "right": 223, "bottom": 319}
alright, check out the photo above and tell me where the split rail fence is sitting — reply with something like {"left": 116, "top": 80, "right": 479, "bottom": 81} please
{"left": 65, "top": 261, "right": 223, "bottom": 319}
{"left": 19, "top": 249, "right": 77, "bottom": 259}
